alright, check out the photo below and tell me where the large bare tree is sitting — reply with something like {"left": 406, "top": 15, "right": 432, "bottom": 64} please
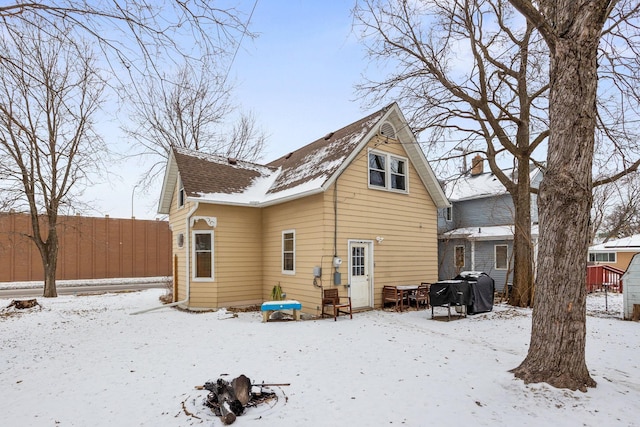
{"left": 354, "top": 0, "right": 549, "bottom": 307}
{"left": 354, "top": 0, "right": 640, "bottom": 309}
{"left": 0, "top": 20, "right": 105, "bottom": 297}
{"left": 124, "top": 65, "right": 267, "bottom": 190}
{"left": 0, "top": 2, "right": 251, "bottom": 297}
{"left": 356, "top": 0, "right": 640, "bottom": 390}
{"left": 0, "top": 2, "right": 248, "bottom": 78}
{"left": 508, "top": 0, "right": 640, "bottom": 390}
{"left": 591, "top": 172, "right": 640, "bottom": 243}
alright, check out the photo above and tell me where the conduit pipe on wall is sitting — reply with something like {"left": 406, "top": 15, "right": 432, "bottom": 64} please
{"left": 131, "top": 202, "right": 199, "bottom": 315}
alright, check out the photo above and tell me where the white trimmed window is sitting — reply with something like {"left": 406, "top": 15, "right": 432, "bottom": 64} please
{"left": 178, "top": 178, "right": 185, "bottom": 208}
{"left": 282, "top": 230, "right": 295, "bottom": 274}
{"left": 454, "top": 245, "right": 465, "bottom": 268}
{"left": 193, "top": 231, "right": 214, "bottom": 279}
{"left": 368, "top": 150, "right": 408, "bottom": 192}
{"left": 589, "top": 252, "right": 616, "bottom": 263}
{"left": 445, "top": 206, "right": 453, "bottom": 222}
{"left": 495, "top": 245, "right": 508, "bottom": 270}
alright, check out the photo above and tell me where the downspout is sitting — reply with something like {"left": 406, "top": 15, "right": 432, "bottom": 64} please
{"left": 334, "top": 180, "right": 338, "bottom": 258}
{"left": 131, "top": 202, "right": 199, "bottom": 315}
{"left": 471, "top": 239, "right": 476, "bottom": 271}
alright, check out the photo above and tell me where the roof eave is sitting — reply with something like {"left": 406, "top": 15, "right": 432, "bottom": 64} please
{"left": 391, "top": 105, "right": 450, "bottom": 209}
{"left": 188, "top": 187, "right": 326, "bottom": 208}
{"left": 157, "top": 150, "right": 178, "bottom": 215}
{"left": 259, "top": 187, "right": 325, "bottom": 207}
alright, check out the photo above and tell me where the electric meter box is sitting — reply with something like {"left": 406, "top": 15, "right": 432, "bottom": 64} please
{"left": 334, "top": 271, "right": 342, "bottom": 285}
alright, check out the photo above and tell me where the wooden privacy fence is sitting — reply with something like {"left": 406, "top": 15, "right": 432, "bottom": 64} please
{"left": 0, "top": 212, "right": 172, "bottom": 282}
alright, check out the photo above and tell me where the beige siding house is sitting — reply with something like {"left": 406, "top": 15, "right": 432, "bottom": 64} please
{"left": 588, "top": 234, "right": 640, "bottom": 272}
{"left": 158, "top": 103, "right": 449, "bottom": 314}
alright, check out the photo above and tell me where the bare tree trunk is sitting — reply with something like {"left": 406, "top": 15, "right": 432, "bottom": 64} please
{"left": 30, "top": 213, "right": 60, "bottom": 298}
{"left": 510, "top": 1, "right": 607, "bottom": 390}
{"left": 510, "top": 159, "right": 534, "bottom": 307}
{"left": 42, "top": 229, "right": 59, "bottom": 298}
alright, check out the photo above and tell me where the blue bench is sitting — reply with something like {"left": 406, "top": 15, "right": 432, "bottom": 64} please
{"left": 261, "top": 300, "right": 302, "bottom": 322}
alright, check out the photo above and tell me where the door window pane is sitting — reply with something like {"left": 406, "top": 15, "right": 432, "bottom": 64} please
{"left": 352, "top": 246, "right": 365, "bottom": 276}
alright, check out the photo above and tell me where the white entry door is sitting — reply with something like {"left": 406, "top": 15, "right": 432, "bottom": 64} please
{"left": 349, "top": 241, "right": 372, "bottom": 308}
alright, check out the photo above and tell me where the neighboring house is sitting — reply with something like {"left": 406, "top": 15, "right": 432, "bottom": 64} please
{"left": 157, "top": 103, "right": 449, "bottom": 314}
{"left": 588, "top": 234, "right": 640, "bottom": 272}
{"left": 437, "top": 157, "right": 542, "bottom": 292}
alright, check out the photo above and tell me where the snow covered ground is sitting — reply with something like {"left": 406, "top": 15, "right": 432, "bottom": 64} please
{"left": 0, "top": 289, "right": 637, "bottom": 427}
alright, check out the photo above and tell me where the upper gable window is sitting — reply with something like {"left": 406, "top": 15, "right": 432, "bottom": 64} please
{"left": 368, "top": 150, "right": 408, "bottom": 193}
{"left": 178, "top": 177, "right": 185, "bottom": 208}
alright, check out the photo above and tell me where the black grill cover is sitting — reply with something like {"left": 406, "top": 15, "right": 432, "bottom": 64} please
{"left": 454, "top": 271, "right": 495, "bottom": 314}
{"left": 429, "top": 280, "right": 472, "bottom": 307}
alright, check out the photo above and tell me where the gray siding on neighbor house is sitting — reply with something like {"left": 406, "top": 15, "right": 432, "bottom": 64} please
{"left": 438, "top": 194, "right": 514, "bottom": 233}
{"left": 438, "top": 237, "right": 512, "bottom": 292}
{"left": 474, "top": 240, "right": 512, "bottom": 292}
{"left": 436, "top": 167, "right": 541, "bottom": 291}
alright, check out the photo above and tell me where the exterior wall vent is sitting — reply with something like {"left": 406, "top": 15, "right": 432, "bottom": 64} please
{"left": 379, "top": 121, "right": 397, "bottom": 139}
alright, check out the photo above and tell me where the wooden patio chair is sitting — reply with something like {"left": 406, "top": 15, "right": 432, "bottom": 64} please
{"left": 382, "top": 285, "right": 403, "bottom": 311}
{"left": 409, "top": 283, "right": 430, "bottom": 309}
{"left": 321, "top": 288, "right": 352, "bottom": 321}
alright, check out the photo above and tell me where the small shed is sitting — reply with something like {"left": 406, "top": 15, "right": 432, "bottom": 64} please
{"left": 621, "top": 253, "right": 640, "bottom": 320}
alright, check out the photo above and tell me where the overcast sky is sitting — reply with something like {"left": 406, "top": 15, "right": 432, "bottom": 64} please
{"left": 84, "top": 1, "right": 377, "bottom": 220}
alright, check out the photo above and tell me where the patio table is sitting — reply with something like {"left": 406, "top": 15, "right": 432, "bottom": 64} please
{"left": 395, "top": 285, "right": 418, "bottom": 311}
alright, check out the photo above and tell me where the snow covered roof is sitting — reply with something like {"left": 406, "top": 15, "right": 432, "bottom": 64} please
{"left": 589, "top": 234, "right": 640, "bottom": 252}
{"left": 157, "top": 103, "right": 449, "bottom": 213}
{"left": 440, "top": 224, "right": 539, "bottom": 241}
{"left": 445, "top": 167, "right": 541, "bottom": 202}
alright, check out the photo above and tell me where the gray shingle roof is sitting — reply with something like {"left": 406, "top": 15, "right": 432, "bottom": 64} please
{"left": 265, "top": 106, "right": 391, "bottom": 194}
{"left": 157, "top": 102, "right": 449, "bottom": 212}
{"left": 169, "top": 105, "right": 391, "bottom": 205}
{"left": 173, "top": 149, "right": 276, "bottom": 198}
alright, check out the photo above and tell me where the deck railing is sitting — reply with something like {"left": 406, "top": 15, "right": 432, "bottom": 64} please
{"left": 586, "top": 265, "right": 624, "bottom": 293}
